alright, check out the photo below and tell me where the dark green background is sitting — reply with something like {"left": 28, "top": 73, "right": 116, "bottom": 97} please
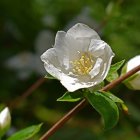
{"left": 0, "top": 0, "right": 140, "bottom": 139}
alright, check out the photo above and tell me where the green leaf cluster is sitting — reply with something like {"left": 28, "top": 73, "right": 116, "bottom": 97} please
{"left": 57, "top": 89, "right": 127, "bottom": 130}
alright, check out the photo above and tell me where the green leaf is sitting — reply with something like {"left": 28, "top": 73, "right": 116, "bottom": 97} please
{"left": 100, "top": 91, "right": 128, "bottom": 114}
{"left": 110, "top": 60, "right": 125, "bottom": 71}
{"left": 106, "top": 72, "right": 119, "bottom": 82}
{"left": 7, "top": 123, "right": 43, "bottom": 140}
{"left": 57, "top": 91, "right": 83, "bottom": 102}
{"left": 106, "top": 60, "right": 125, "bottom": 82}
{"left": 86, "top": 91, "right": 119, "bottom": 130}
{"left": 45, "top": 74, "right": 56, "bottom": 79}
{"left": 100, "top": 91, "right": 124, "bottom": 104}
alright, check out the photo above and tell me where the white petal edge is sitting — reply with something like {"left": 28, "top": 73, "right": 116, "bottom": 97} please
{"left": 60, "top": 75, "right": 98, "bottom": 92}
{"left": 89, "top": 39, "right": 115, "bottom": 80}
{"left": 89, "top": 58, "right": 103, "bottom": 78}
{"left": 67, "top": 23, "right": 100, "bottom": 40}
{"left": 100, "top": 42, "right": 115, "bottom": 80}
{"left": 54, "top": 31, "right": 90, "bottom": 69}
{"left": 41, "top": 48, "right": 62, "bottom": 80}
{"left": 89, "top": 39, "right": 107, "bottom": 57}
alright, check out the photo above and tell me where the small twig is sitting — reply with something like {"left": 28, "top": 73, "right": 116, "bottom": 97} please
{"left": 9, "top": 77, "right": 45, "bottom": 109}
{"left": 102, "top": 65, "right": 140, "bottom": 91}
{"left": 40, "top": 65, "right": 140, "bottom": 140}
{"left": 20, "top": 78, "right": 45, "bottom": 99}
{"left": 41, "top": 99, "right": 87, "bottom": 140}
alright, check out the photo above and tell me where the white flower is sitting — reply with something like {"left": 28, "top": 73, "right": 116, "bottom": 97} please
{"left": 0, "top": 107, "right": 11, "bottom": 137}
{"left": 41, "top": 23, "right": 114, "bottom": 92}
{"left": 122, "top": 55, "right": 140, "bottom": 90}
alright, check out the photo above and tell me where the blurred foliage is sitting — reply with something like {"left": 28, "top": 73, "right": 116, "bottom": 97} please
{"left": 0, "top": 0, "right": 140, "bottom": 139}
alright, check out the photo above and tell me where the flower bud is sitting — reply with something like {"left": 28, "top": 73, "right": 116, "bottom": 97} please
{"left": 122, "top": 55, "right": 140, "bottom": 90}
{"left": 0, "top": 107, "right": 11, "bottom": 137}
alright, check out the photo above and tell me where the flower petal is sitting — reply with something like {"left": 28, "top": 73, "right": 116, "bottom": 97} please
{"left": 100, "top": 42, "right": 115, "bottom": 80}
{"left": 41, "top": 48, "right": 63, "bottom": 79}
{"left": 127, "top": 55, "right": 140, "bottom": 73}
{"left": 89, "top": 58, "right": 103, "bottom": 78}
{"left": 41, "top": 48, "right": 95, "bottom": 92}
{"left": 89, "top": 39, "right": 106, "bottom": 57}
{"left": 53, "top": 31, "right": 70, "bottom": 69}
{"left": 54, "top": 31, "right": 89, "bottom": 70}
{"left": 60, "top": 75, "right": 97, "bottom": 92}
{"left": 89, "top": 39, "right": 114, "bottom": 81}
{"left": 54, "top": 31, "right": 90, "bottom": 55}
{"left": 67, "top": 23, "right": 100, "bottom": 40}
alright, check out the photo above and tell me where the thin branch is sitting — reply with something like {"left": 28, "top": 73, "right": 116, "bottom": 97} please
{"left": 9, "top": 77, "right": 45, "bottom": 109}
{"left": 20, "top": 78, "right": 45, "bottom": 99}
{"left": 41, "top": 99, "right": 87, "bottom": 140}
{"left": 40, "top": 65, "right": 140, "bottom": 140}
{"left": 102, "top": 65, "right": 140, "bottom": 91}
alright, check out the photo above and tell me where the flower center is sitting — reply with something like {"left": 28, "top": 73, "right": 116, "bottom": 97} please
{"left": 71, "top": 52, "right": 94, "bottom": 75}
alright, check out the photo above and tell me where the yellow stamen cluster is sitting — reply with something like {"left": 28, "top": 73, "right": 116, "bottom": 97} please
{"left": 71, "top": 52, "right": 94, "bottom": 75}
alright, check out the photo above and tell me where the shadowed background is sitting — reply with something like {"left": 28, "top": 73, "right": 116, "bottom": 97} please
{"left": 0, "top": 0, "right": 140, "bottom": 139}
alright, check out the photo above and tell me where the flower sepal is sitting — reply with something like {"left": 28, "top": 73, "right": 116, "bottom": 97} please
{"left": 106, "top": 60, "right": 125, "bottom": 82}
{"left": 57, "top": 90, "right": 84, "bottom": 102}
{"left": 44, "top": 73, "right": 57, "bottom": 80}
